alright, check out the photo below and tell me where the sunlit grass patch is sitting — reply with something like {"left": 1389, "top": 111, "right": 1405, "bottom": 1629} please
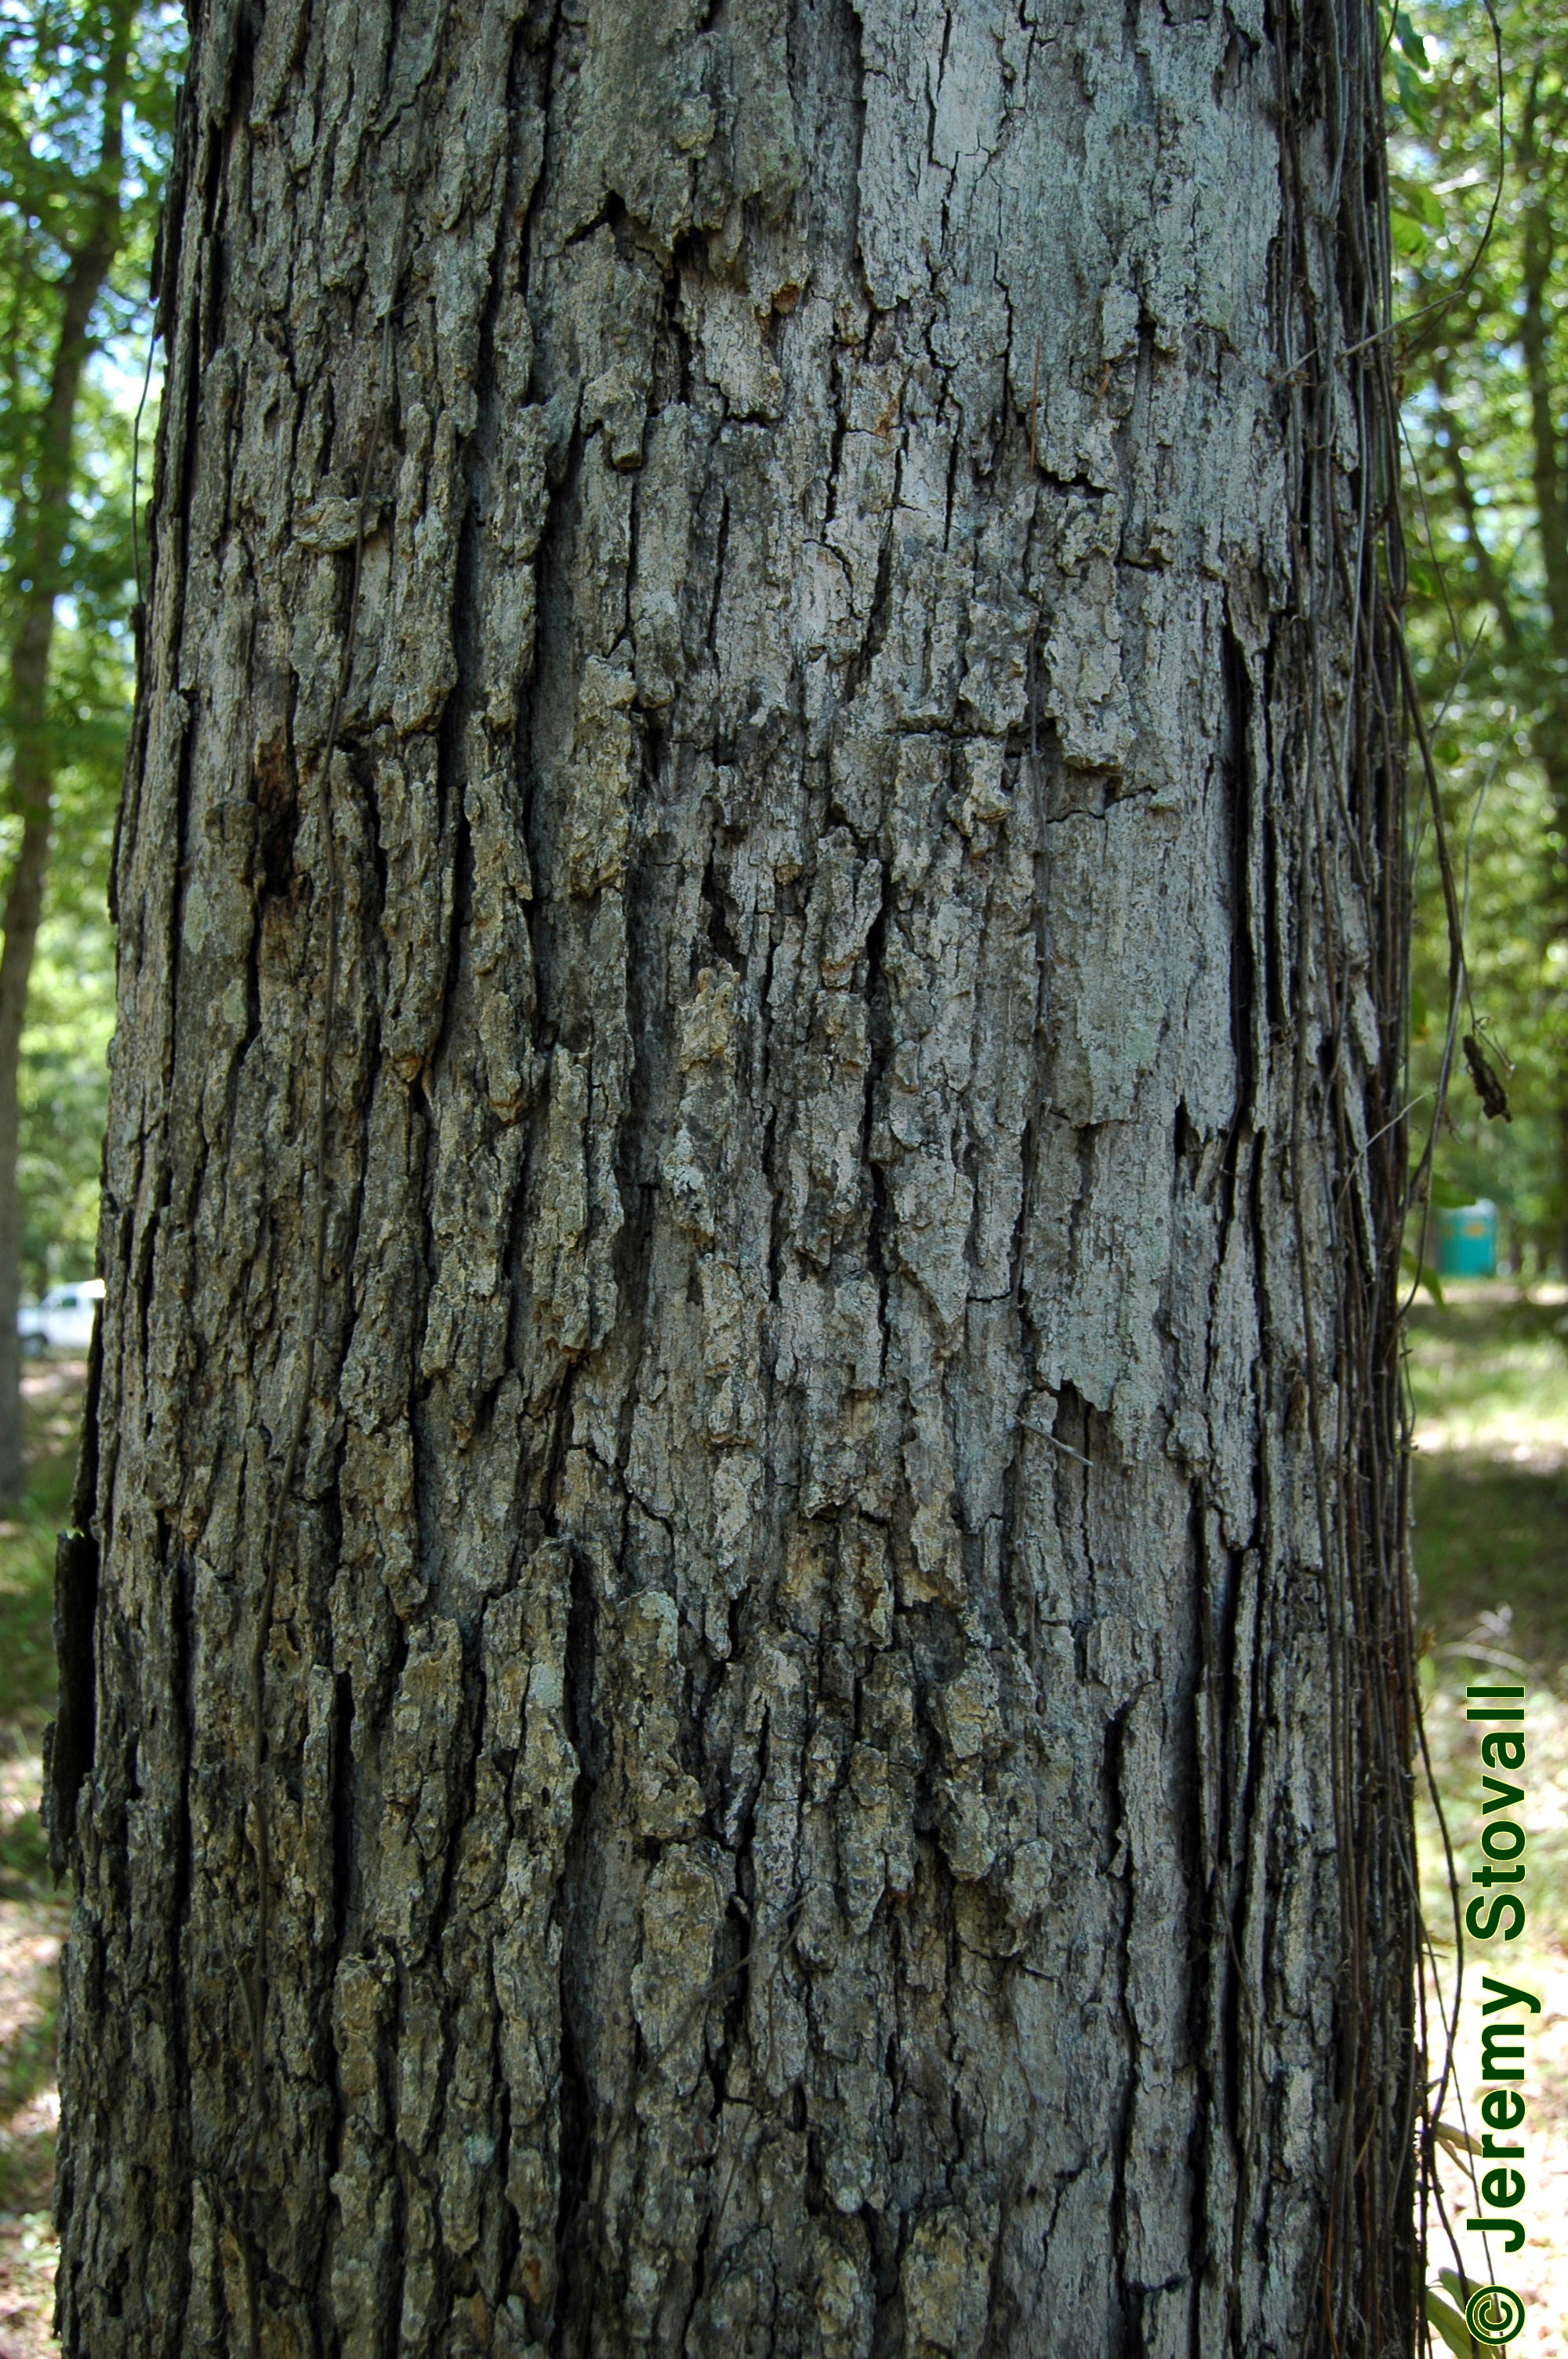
{"left": 1418, "top": 1659, "right": 1568, "bottom": 1963}
{"left": 1406, "top": 1287, "right": 1568, "bottom": 2350}
{"left": 1406, "top": 1289, "right": 1568, "bottom": 1446}
{"left": 1407, "top": 1293, "right": 1568, "bottom": 1682}
{"left": 1417, "top": 1669, "right": 1568, "bottom": 2357}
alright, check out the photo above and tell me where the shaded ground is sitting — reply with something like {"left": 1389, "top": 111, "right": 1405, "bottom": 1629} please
{"left": 0, "top": 1360, "right": 82, "bottom": 2357}
{"left": 1408, "top": 1282, "right": 1568, "bottom": 1678}
{"left": 1410, "top": 1283, "right": 1568, "bottom": 2356}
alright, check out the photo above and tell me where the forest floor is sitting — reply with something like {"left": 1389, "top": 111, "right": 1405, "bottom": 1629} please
{"left": 0, "top": 1289, "right": 1559, "bottom": 2351}
{"left": 0, "top": 1357, "right": 81, "bottom": 2358}
{"left": 1410, "top": 1281, "right": 1568, "bottom": 2357}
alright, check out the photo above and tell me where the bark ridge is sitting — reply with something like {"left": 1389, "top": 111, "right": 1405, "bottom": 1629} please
{"left": 54, "top": 3, "right": 1417, "bottom": 2355}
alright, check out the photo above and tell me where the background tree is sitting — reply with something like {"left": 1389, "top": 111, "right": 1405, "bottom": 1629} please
{"left": 0, "top": 0, "right": 183, "bottom": 1498}
{"left": 51, "top": 3, "right": 1421, "bottom": 2356}
{"left": 1395, "top": 1, "right": 1568, "bottom": 1270}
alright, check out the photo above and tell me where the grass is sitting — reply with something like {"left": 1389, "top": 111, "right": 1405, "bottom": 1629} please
{"left": 1406, "top": 1284, "right": 1568, "bottom": 2357}
{"left": 1405, "top": 1289, "right": 1568, "bottom": 1435}
{"left": 1413, "top": 1461, "right": 1568, "bottom": 1685}
{"left": 1407, "top": 1285, "right": 1568, "bottom": 1681}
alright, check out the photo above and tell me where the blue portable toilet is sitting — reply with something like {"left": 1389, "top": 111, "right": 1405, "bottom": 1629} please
{"left": 1436, "top": 1200, "right": 1498, "bottom": 1278}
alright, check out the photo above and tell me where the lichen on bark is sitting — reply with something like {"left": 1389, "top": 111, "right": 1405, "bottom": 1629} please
{"left": 53, "top": 2, "right": 1418, "bottom": 2354}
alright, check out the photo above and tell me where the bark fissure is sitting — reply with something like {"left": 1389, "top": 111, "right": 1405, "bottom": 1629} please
{"left": 60, "top": 2, "right": 1417, "bottom": 2352}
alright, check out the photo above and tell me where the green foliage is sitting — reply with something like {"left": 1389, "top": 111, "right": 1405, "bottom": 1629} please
{"left": 16, "top": 911, "right": 113, "bottom": 1294}
{"left": 0, "top": 0, "right": 183, "bottom": 590}
{"left": 1392, "top": 2, "right": 1568, "bottom": 1269}
{"left": 1409, "top": 736, "right": 1566, "bottom": 1262}
{"left": 0, "top": 0, "right": 184, "bottom": 1291}
{"left": 1423, "top": 2284, "right": 1477, "bottom": 2358}
{"left": 1403, "top": 1241, "right": 1448, "bottom": 1306}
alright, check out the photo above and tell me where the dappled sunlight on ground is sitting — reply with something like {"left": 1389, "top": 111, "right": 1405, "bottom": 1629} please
{"left": 0, "top": 2210, "right": 58, "bottom": 2359}
{"left": 1408, "top": 1292, "right": 1568, "bottom": 1685}
{"left": 1420, "top": 1677, "right": 1568, "bottom": 2355}
{"left": 1410, "top": 1281, "right": 1568, "bottom": 1473}
{"left": 0, "top": 1359, "right": 82, "bottom": 2355}
{"left": 1411, "top": 1285, "right": 1568, "bottom": 2355}
{"left": 0, "top": 1812, "right": 64, "bottom": 2358}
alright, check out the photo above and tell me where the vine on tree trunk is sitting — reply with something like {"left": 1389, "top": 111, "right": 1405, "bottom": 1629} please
{"left": 1273, "top": 2, "right": 1477, "bottom": 2350}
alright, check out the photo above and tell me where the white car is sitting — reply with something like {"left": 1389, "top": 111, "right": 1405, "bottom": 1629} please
{"left": 17, "top": 1278, "right": 105, "bottom": 1354}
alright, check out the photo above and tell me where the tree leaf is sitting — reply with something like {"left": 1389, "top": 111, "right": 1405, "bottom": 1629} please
{"left": 1395, "top": 9, "right": 1430, "bottom": 69}
{"left": 1425, "top": 2288, "right": 1477, "bottom": 2357}
{"left": 1393, "top": 54, "right": 1431, "bottom": 129}
{"left": 1392, "top": 177, "right": 1446, "bottom": 231}
{"left": 1402, "top": 1245, "right": 1446, "bottom": 1307}
{"left": 1392, "top": 207, "right": 1430, "bottom": 259}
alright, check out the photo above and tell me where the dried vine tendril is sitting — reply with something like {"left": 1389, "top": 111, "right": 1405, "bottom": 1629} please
{"left": 1272, "top": 2, "right": 1448, "bottom": 2351}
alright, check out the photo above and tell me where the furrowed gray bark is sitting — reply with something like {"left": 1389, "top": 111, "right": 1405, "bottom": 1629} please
{"left": 54, "top": 3, "right": 1419, "bottom": 2355}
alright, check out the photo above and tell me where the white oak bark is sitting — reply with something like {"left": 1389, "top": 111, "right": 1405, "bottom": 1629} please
{"left": 52, "top": 3, "right": 1418, "bottom": 2355}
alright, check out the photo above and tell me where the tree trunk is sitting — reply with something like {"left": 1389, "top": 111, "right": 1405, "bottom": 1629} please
{"left": 0, "top": 0, "right": 135, "bottom": 1499}
{"left": 54, "top": 4, "right": 1420, "bottom": 2355}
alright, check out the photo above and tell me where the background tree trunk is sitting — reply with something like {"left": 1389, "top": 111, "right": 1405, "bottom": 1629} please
{"left": 0, "top": 0, "right": 134, "bottom": 1499}
{"left": 54, "top": 2, "right": 1419, "bottom": 2355}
